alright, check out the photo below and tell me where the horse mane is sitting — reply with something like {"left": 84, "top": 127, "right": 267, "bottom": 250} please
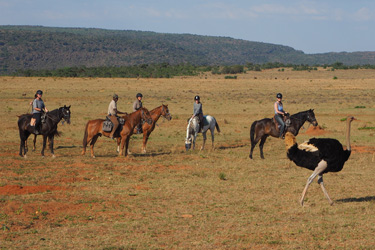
{"left": 290, "top": 109, "right": 311, "bottom": 119}
{"left": 150, "top": 105, "right": 162, "bottom": 113}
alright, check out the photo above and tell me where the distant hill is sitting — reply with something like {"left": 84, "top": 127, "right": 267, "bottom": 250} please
{"left": 1, "top": 25, "right": 375, "bottom": 74}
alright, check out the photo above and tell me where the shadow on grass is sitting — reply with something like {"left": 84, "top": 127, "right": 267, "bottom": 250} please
{"left": 336, "top": 196, "right": 375, "bottom": 203}
{"left": 56, "top": 145, "right": 79, "bottom": 150}
{"left": 218, "top": 143, "right": 248, "bottom": 150}
{"left": 131, "top": 152, "right": 171, "bottom": 157}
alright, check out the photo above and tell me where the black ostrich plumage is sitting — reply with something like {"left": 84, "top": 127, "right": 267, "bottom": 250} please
{"left": 287, "top": 137, "right": 351, "bottom": 174}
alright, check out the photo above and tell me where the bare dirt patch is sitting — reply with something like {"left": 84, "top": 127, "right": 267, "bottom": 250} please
{"left": 304, "top": 125, "right": 328, "bottom": 136}
{"left": 0, "top": 185, "right": 66, "bottom": 195}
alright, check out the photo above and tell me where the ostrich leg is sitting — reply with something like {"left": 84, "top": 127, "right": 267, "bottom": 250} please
{"left": 300, "top": 160, "right": 328, "bottom": 206}
{"left": 317, "top": 175, "right": 334, "bottom": 205}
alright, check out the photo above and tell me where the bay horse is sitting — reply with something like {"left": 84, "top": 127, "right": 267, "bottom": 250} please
{"left": 185, "top": 115, "right": 220, "bottom": 151}
{"left": 82, "top": 107, "right": 153, "bottom": 158}
{"left": 116, "top": 104, "right": 172, "bottom": 154}
{"left": 17, "top": 105, "right": 71, "bottom": 158}
{"left": 249, "top": 109, "right": 318, "bottom": 159}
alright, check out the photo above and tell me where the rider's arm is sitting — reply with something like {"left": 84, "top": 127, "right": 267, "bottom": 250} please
{"left": 274, "top": 102, "right": 286, "bottom": 115}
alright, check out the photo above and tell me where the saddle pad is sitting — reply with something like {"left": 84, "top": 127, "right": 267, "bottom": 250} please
{"left": 102, "top": 120, "right": 113, "bottom": 132}
{"left": 118, "top": 117, "right": 125, "bottom": 125}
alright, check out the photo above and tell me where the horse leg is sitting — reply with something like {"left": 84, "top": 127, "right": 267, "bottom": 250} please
{"left": 20, "top": 138, "right": 26, "bottom": 157}
{"left": 124, "top": 136, "right": 131, "bottom": 157}
{"left": 142, "top": 132, "right": 150, "bottom": 154}
{"left": 116, "top": 137, "right": 121, "bottom": 153}
{"left": 200, "top": 131, "right": 207, "bottom": 151}
{"left": 82, "top": 135, "right": 93, "bottom": 156}
{"left": 49, "top": 135, "right": 55, "bottom": 158}
{"left": 90, "top": 135, "right": 99, "bottom": 158}
{"left": 192, "top": 133, "right": 197, "bottom": 150}
{"left": 249, "top": 135, "right": 262, "bottom": 159}
{"left": 210, "top": 128, "right": 215, "bottom": 150}
{"left": 259, "top": 135, "right": 269, "bottom": 159}
{"left": 41, "top": 135, "right": 47, "bottom": 157}
{"left": 25, "top": 139, "right": 28, "bottom": 154}
{"left": 33, "top": 134, "right": 37, "bottom": 151}
{"left": 119, "top": 136, "right": 126, "bottom": 156}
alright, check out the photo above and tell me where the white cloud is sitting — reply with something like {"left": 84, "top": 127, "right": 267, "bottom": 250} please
{"left": 352, "top": 7, "right": 373, "bottom": 21}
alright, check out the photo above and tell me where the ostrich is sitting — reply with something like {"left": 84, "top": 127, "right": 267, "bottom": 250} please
{"left": 284, "top": 116, "right": 356, "bottom": 206}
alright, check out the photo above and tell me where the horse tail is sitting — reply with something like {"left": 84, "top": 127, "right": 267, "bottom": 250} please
{"left": 215, "top": 120, "right": 221, "bottom": 133}
{"left": 250, "top": 120, "right": 257, "bottom": 146}
{"left": 82, "top": 121, "right": 89, "bottom": 148}
{"left": 53, "top": 130, "right": 61, "bottom": 137}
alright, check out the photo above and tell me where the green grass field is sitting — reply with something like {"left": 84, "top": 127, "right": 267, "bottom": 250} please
{"left": 1, "top": 69, "right": 375, "bottom": 249}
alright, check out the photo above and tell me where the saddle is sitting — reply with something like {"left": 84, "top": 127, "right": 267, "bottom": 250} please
{"left": 102, "top": 116, "right": 125, "bottom": 132}
{"left": 41, "top": 113, "right": 46, "bottom": 124}
{"left": 273, "top": 114, "right": 291, "bottom": 133}
{"left": 28, "top": 112, "right": 46, "bottom": 128}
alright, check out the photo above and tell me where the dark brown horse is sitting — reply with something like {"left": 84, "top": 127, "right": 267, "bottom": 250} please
{"left": 17, "top": 105, "right": 71, "bottom": 158}
{"left": 82, "top": 107, "right": 153, "bottom": 158}
{"left": 249, "top": 109, "right": 318, "bottom": 159}
{"left": 116, "top": 104, "right": 172, "bottom": 154}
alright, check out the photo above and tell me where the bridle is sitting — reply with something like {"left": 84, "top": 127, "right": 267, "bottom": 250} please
{"left": 45, "top": 107, "right": 70, "bottom": 124}
{"left": 161, "top": 105, "right": 171, "bottom": 120}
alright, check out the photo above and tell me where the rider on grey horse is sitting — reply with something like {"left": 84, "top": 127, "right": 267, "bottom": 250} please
{"left": 192, "top": 95, "right": 204, "bottom": 132}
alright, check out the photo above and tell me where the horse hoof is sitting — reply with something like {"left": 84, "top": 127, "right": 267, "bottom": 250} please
{"left": 23, "top": 155, "right": 27, "bottom": 159}
{"left": 92, "top": 155, "right": 96, "bottom": 158}
{"left": 52, "top": 155, "right": 56, "bottom": 158}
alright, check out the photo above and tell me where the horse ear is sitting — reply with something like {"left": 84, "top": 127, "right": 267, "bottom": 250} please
{"left": 68, "top": 105, "right": 71, "bottom": 109}
{"left": 64, "top": 105, "right": 66, "bottom": 108}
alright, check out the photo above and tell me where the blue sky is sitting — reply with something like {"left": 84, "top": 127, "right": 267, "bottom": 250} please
{"left": 1, "top": 0, "right": 375, "bottom": 53}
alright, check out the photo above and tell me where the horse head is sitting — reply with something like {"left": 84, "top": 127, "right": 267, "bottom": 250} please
{"left": 307, "top": 109, "right": 318, "bottom": 126}
{"left": 161, "top": 104, "right": 172, "bottom": 121}
{"left": 140, "top": 107, "right": 153, "bottom": 125}
{"left": 60, "top": 105, "right": 71, "bottom": 124}
{"left": 185, "top": 119, "right": 194, "bottom": 151}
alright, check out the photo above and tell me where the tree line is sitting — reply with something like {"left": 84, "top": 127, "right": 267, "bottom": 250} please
{"left": 11, "top": 62, "right": 375, "bottom": 78}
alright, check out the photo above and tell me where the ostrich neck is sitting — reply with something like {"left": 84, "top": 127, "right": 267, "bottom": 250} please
{"left": 346, "top": 119, "right": 352, "bottom": 151}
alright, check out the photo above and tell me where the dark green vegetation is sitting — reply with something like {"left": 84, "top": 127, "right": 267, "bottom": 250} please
{"left": 2, "top": 25, "right": 375, "bottom": 75}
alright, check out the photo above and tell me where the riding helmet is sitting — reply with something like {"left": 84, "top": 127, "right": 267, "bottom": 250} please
{"left": 136, "top": 93, "right": 143, "bottom": 98}
{"left": 276, "top": 93, "right": 283, "bottom": 99}
{"left": 36, "top": 90, "right": 43, "bottom": 95}
{"left": 194, "top": 95, "right": 200, "bottom": 100}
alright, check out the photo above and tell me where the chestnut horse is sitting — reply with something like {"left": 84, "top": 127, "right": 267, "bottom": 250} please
{"left": 82, "top": 107, "right": 153, "bottom": 158}
{"left": 116, "top": 104, "right": 172, "bottom": 154}
{"left": 249, "top": 109, "right": 318, "bottom": 159}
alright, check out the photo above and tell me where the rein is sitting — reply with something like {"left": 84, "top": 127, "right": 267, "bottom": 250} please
{"left": 45, "top": 111, "right": 61, "bottom": 123}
